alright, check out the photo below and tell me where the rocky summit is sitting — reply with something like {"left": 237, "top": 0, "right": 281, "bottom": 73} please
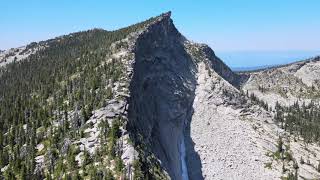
{"left": 1, "top": 12, "right": 320, "bottom": 180}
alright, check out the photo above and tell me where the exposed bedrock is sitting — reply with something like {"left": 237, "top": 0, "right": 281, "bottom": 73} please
{"left": 127, "top": 13, "right": 198, "bottom": 180}
{"left": 127, "top": 12, "right": 240, "bottom": 180}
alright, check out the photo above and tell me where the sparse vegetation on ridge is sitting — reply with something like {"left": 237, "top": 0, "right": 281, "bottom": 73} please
{"left": 0, "top": 13, "right": 167, "bottom": 179}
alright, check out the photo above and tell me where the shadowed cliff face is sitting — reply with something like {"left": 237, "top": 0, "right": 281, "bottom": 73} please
{"left": 127, "top": 12, "right": 240, "bottom": 180}
{"left": 128, "top": 13, "right": 198, "bottom": 180}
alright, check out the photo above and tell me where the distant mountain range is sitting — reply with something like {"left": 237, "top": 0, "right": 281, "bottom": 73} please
{"left": 218, "top": 50, "right": 320, "bottom": 71}
{"left": 231, "top": 64, "right": 277, "bottom": 72}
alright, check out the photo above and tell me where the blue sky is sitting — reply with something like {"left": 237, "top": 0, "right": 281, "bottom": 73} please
{"left": 1, "top": 0, "right": 320, "bottom": 67}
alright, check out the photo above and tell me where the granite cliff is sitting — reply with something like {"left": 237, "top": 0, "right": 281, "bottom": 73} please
{"left": 1, "top": 12, "right": 320, "bottom": 180}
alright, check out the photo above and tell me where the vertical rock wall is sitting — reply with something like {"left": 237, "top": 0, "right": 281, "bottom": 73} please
{"left": 127, "top": 13, "right": 197, "bottom": 180}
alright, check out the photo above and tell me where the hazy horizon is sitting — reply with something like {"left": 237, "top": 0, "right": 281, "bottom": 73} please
{"left": 217, "top": 50, "right": 320, "bottom": 69}
{"left": 1, "top": 0, "right": 320, "bottom": 67}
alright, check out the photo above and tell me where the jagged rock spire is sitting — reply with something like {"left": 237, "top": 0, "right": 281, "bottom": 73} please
{"left": 153, "top": 11, "right": 172, "bottom": 23}
{"left": 161, "top": 11, "right": 171, "bottom": 18}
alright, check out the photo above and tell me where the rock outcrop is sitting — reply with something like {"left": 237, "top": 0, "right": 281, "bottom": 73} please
{"left": 1, "top": 11, "right": 320, "bottom": 180}
{"left": 125, "top": 12, "right": 320, "bottom": 179}
{"left": 0, "top": 43, "right": 47, "bottom": 68}
{"left": 126, "top": 12, "right": 244, "bottom": 179}
{"left": 127, "top": 12, "right": 197, "bottom": 180}
{"left": 241, "top": 56, "right": 320, "bottom": 107}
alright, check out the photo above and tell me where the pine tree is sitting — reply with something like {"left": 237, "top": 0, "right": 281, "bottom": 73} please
{"left": 277, "top": 136, "right": 283, "bottom": 153}
{"left": 133, "top": 159, "right": 144, "bottom": 180}
{"left": 300, "top": 156, "right": 304, "bottom": 164}
{"left": 115, "top": 156, "right": 124, "bottom": 174}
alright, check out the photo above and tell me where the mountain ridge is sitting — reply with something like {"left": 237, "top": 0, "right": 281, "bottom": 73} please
{"left": 238, "top": 55, "right": 320, "bottom": 73}
{"left": 1, "top": 12, "right": 320, "bottom": 180}
{"left": 241, "top": 55, "right": 320, "bottom": 107}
